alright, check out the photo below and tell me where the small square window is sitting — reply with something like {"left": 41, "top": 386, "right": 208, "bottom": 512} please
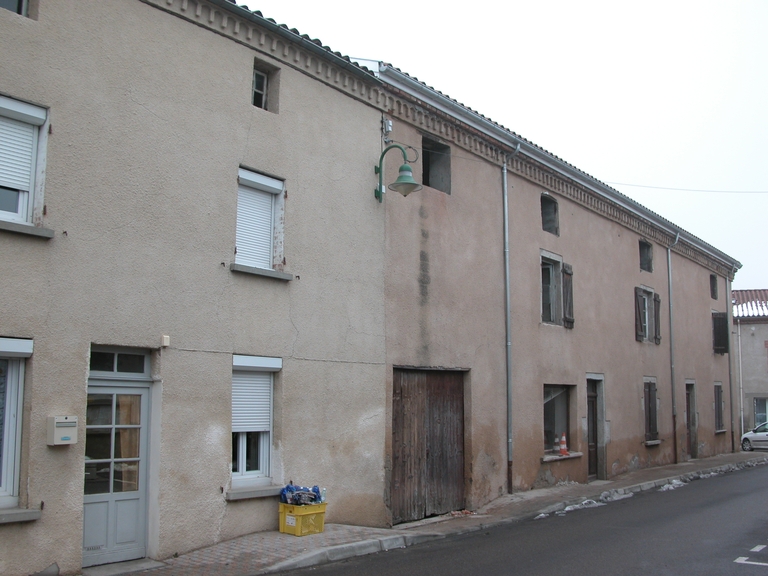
{"left": 639, "top": 240, "right": 653, "bottom": 272}
{"left": 0, "top": 0, "right": 26, "bottom": 15}
{"left": 541, "top": 194, "right": 559, "bottom": 235}
{"left": 710, "top": 274, "right": 718, "bottom": 300}
{"left": 422, "top": 137, "right": 451, "bottom": 194}
{"left": 252, "top": 61, "right": 279, "bottom": 112}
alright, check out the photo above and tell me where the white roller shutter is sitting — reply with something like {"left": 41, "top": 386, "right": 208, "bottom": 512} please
{"left": 232, "top": 371, "right": 272, "bottom": 432}
{"left": 235, "top": 185, "right": 273, "bottom": 269}
{"left": 0, "top": 116, "right": 35, "bottom": 192}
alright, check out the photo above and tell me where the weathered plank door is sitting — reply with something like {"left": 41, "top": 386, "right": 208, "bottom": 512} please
{"left": 391, "top": 369, "right": 464, "bottom": 524}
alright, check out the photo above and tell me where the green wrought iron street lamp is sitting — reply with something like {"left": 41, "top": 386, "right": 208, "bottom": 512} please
{"left": 374, "top": 144, "right": 422, "bottom": 202}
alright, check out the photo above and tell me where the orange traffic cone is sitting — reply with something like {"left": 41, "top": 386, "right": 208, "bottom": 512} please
{"left": 559, "top": 433, "right": 569, "bottom": 456}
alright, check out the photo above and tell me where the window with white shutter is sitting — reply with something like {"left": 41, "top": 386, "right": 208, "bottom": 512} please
{"left": 0, "top": 96, "right": 47, "bottom": 226}
{"left": 233, "top": 168, "right": 287, "bottom": 277}
{"left": 231, "top": 355, "right": 280, "bottom": 488}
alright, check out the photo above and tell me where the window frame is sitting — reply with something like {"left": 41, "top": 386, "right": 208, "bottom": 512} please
{"left": 712, "top": 311, "right": 729, "bottom": 354}
{"left": 635, "top": 286, "right": 661, "bottom": 344}
{"left": 709, "top": 274, "right": 718, "bottom": 300}
{"left": 644, "top": 379, "right": 659, "bottom": 443}
{"left": 0, "top": 337, "right": 32, "bottom": 509}
{"left": 230, "top": 355, "right": 280, "bottom": 489}
{"left": 252, "top": 68, "right": 268, "bottom": 110}
{"left": 714, "top": 383, "right": 725, "bottom": 432}
{"left": 0, "top": 95, "right": 48, "bottom": 228}
{"left": 543, "top": 384, "right": 571, "bottom": 453}
{"left": 540, "top": 193, "right": 559, "bottom": 235}
{"left": 540, "top": 251, "right": 574, "bottom": 328}
{"left": 232, "top": 168, "right": 290, "bottom": 280}
{"left": 251, "top": 60, "right": 279, "bottom": 113}
{"left": 421, "top": 136, "right": 451, "bottom": 194}
{"left": 639, "top": 240, "right": 653, "bottom": 272}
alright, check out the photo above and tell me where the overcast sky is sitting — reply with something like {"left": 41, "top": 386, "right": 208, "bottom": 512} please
{"left": 243, "top": 1, "right": 768, "bottom": 291}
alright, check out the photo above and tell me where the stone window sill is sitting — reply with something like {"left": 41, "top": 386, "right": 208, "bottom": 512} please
{"left": 0, "top": 220, "right": 54, "bottom": 239}
{"left": 715, "top": 429, "right": 727, "bottom": 435}
{"left": 0, "top": 507, "right": 42, "bottom": 524}
{"left": 541, "top": 451, "right": 583, "bottom": 463}
{"left": 645, "top": 440, "right": 661, "bottom": 446}
{"left": 230, "top": 263, "right": 292, "bottom": 281}
{"left": 225, "top": 485, "right": 283, "bottom": 502}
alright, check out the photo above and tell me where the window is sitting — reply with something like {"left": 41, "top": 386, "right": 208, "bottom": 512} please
{"left": 0, "top": 0, "right": 26, "bottom": 15}
{"left": 0, "top": 95, "right": 47, "bottom": 226}
{"left": 634, "top": 287, "right": 661, "bottom": 344}
{"left": 712, "top": 312, "right": 729, "bottom": 354}
{"left": 232, "top": 168, "right": 289, "bottom": 279}
{"left": 541, "top": 253, "right": 574, "bottom": 328}
{"left": 639, "top": 240, "right": 653, "bottom": 272}
{"left": 714, "top": 383, "right": 724, "bottom": 431}
{"left": 709, "top": 274, "right": 718, "bottom": 300}
{"left": 422, "top": 136, "right": 451, "bottom": 194}
{"left": 89, "top": 349, "right": 148, "bottom": 376}
{"left": 644, "top": 379, "right": 659, "bottom": 442}
{"left": 252, "top": 61, "right": 279, "bottom": 112}
{"left": 544, "top": 385, "right": 571, "bottom": 452}
{"left": 0, "top": 337, "right": 32, "bottom": 509}
{"left": 755, "top": 398, "right": 767, "bottom": 427}
{"left": 231, "top": 355, "right": 280, "bottom": 488}
{"left": 540, "top": 194, "right": 559, "bottom": 235}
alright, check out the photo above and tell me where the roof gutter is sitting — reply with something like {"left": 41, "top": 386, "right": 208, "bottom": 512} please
{"left": 378, "top": 64, "right": 740, "bottom": 272}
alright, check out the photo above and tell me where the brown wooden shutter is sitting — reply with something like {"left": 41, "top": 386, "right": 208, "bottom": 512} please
{"left": 644, "top": 381, "right": 658, "bottom": 441}
{"left": 712, "top": 312, "right": 729, "bottom": 354}
{"left": 653, "top": 293, "right": 662, "bottom": 345}
{"left": 562, "top": 263, "right": 574, "bottom": 329}
{"left": 634, "top": 287, "right": 644, "bottom": 341}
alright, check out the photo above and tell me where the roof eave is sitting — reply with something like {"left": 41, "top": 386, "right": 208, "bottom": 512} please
{"left": 379, "top": 64, "right": 741, "bottom": 272}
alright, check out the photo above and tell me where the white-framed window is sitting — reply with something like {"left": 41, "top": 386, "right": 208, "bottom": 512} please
{"left": 234, "top": 168, "right": 285, "bottom": 272}
{"left": 0, "top": 95, "right": 48, "bottom": 226}
{"left": 253, "top": 69, "right": 268, "bottom": 109}
{"left": 0, "top": 337, "right": 32, "bottom": 509}
{"left": 231, "top": 355, "right": 280, "bottom": 489}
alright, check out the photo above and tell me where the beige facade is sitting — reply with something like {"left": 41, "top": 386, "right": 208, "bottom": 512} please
{"left": 0, "top": 1, "right": 742, "bottom": 574}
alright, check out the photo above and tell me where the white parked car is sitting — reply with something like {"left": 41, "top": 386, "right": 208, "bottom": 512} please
{"left": 741, "top": 422, "right": 768, "bottom": 451}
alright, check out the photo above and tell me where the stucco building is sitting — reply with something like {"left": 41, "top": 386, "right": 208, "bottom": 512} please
{"left": 0, "top": 1, "right": 741, "bottom": 574}
{"left": 733, "top": 290, "right": 768, "bottom": 433}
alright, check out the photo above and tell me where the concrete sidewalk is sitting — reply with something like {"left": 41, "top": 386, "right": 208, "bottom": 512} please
{"left": 82, "top": 451, "right": 768, "bottom": 576}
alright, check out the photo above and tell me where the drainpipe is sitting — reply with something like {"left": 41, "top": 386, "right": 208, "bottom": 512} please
{"left": 727, "top": 274, "right": 736, "bottom": 451}
{"left": 737, "top": 317, "right": 744, "bottom": 436}
{"left": 667, "top": 232, "right": 680, "bottom": 464}
{"left": 503, "top": 145, "right": 518, "bottom": 493}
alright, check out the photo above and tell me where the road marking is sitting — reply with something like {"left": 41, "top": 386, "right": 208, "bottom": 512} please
{"left": 735, "top": 557, "right": 768, "bottom": 566}
{"left": 752, "top": 545, "right": 767, "bottom": 552}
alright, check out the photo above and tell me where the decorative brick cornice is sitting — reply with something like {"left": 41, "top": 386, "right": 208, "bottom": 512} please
{"left": 142, "top": 0, "right": 380, "bottom": 104}
{"left": 380, "top": 87, "right": 737, "bottom": 280}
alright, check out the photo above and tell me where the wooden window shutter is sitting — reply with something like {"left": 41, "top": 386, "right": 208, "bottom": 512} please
{"left": 712, "top": 312, "right": 729, "bottom": 354}
{"left": 653, "top": 293, "right": 662, "bottom": 344}
{"left": 634, "top": 287, "right": 644, "bottom": 342}
{"left": 562, "top": 263, "right": 574, "bottom": 329}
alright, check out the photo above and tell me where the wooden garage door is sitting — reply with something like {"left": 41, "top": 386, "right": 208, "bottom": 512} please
{"left": 391, "top": 369, "right": 464, "bottom": 524}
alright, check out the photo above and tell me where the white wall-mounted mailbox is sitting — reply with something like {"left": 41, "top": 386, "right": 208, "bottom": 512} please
{"left": 47, "top": 416, "right": 78, "bottom": 446}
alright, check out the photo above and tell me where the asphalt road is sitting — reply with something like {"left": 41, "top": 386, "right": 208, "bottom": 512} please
{"left": 280, "top": 463, "right": 768, "bottom": 576}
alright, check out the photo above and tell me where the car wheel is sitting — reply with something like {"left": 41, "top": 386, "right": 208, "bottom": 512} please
{"left": 742, "top": 438, "right": 753, "bottom": 452}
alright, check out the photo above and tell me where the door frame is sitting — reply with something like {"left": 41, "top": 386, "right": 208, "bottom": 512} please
{"left": 586, "top": 374, "right": 607, "bottom": 480}
{"left": 84, "top": 374, "right": 152, "bottom": 568}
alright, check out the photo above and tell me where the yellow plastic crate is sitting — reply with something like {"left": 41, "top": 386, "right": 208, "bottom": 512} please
{"left": 279, "top": 502, "right": 326, "bottom": 536}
